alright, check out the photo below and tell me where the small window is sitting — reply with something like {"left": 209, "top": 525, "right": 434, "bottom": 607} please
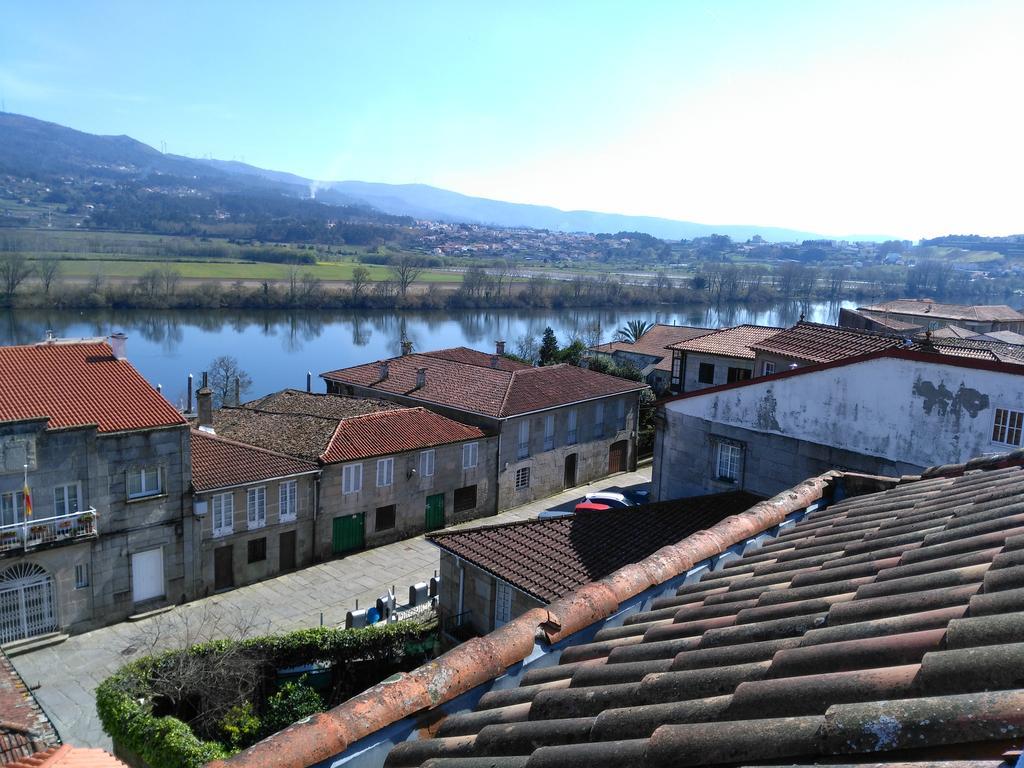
{"left": 494, "top": 580, "right": 513, "bottom": 628}
{"left": 0, "top": 491, "right": 24, "bottom": 527}
{"left": 698, "top": 362, "right": 715, "bottom": 384}
{"left": 567, "top": 410, "right": 578, "bottom": 445}
{"left": 376, "top": 504, "right": 396, "bottom": 531}
{"left": 342, "top": 463, "right": 363, "bottom": 495}
{"left": 594, "top": 403, "right": 605, "bottom": 438}
{"left": 75, "top": 563, "right": 90, "bottom": 589}
{"left": 671, "top": 353, "right": 682, "bottom": 381}
{"left": 420, "top": 449, "right": 435, "bottom": 477}
{"left": 517, "top": 421, "right": 530, "bottom": 459}
{"left": 992, "top": 408, "right": 1024, "bottom": 446}
{"left": 463, "top": 442, "right": 478, "bottom": 470}
{"left": 716, "top": 443, "right": 742, "bottom": 482}
{"left": 247, "top": 537, "right": 267, "bottom": 563}
{"left": 127, "top": 467, "right": 162, "bottom": 499}
{"left": 454, "top": 485, "right": 477, "bottom": 513}
{"left": 727, "top": 367, "right": 752, "bottom": 383}
{"left": 762, "top": 361, "right": 776, "bottom": 376}
{"left": 212, "top": 492, "right": 234, "bottom": 537}
{"left": 615, "top": 399, "right": 626, "bottom": 430}
{"left": 544, "top": 415, "right": 555, "bottom": 451}
{"left": 376, "top": 457, "right": 394, "bottom": 488}
{"left": 279, "top": 480, "right": 297, "bottom": 521}
{"left": 247, "top": 487, "right": 266, "bottom": 529}
{"left": 515, "top": 466, "right": 531, "bottom": 490}
{"left": 53, "top": 484, "right": 80, "bottom": 517}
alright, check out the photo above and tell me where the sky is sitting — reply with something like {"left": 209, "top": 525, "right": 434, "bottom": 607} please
{"left": 2, "top": 0, "right": 1022, "bottom": 239}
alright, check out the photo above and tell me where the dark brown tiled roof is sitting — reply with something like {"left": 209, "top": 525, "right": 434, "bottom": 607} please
{"left": 591, "top": 325, "right": 715, "bottom": 371}
{"left": 0, "top": 651, "right": 58, "bottom": 764}
{"left": 384, "top": 454, "right": 1024, "bottom": 768}
{"left": 241, "top": 390, "right": 402, "bottom": 419}
{"left": 862, "top": 299, "right": 1024, "bottom": 323}
{"left": 750, "top": 322, "right": 908, "bottom": 364}
{"left": 666, "top": 325, "right": 782, "bottom": 359}
{"left": 422, "top": 347, "right": 533, "bottom": 371}
{"left": 429, "top": 491, "right": 764, "bottom": 602}
{"left": 205, "top": 408, "right": 340, "bottom": 462}
{"left": 322, "top": 353, "right": 646, "bottom": 418}
{"left": 189, "top": 429, "right": 318, "bottom": 492}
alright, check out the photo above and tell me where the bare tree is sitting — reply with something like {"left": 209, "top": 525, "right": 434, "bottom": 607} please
{"left": 489, "top": 259, "right": 512, "bottom": 297}
{"left": 37, "top": 257, "right": 61, "bottom": 296}
{"left": 208, "top": 355, "right": 253, "bottom": 407}
{"left": 0, "top": 253, "right": 33, "bottom": 301}
{"left": 389, "top": 253, "right": 425, "bottom": 298}
{"left": 350, "top": 265, "right": 370, "bottom": 301}
{"left": 514, "top": 333, "right": 539, "bottom": 364}
{"left": 138, "top": 268, "right": 163, "bottom": 299}
{"left": 159, "top": 265, "right": 181, "bottom": 298}
{"left": 460, "top": 266, "right": 491, "bottom": 299}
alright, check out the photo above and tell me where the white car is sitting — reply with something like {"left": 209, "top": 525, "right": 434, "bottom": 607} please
{"left": 583, "top": 491, "right": 635, "bottom": 509}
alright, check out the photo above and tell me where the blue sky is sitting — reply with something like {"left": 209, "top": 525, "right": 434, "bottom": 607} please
{"left": 2, "top": 1, "right": 1022, "bottom": 238}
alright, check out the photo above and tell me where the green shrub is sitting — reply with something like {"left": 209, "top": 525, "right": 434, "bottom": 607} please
{"left": 220, "top": 701, "right": 262, "bottom": 751}
{"left": 262, "top": 677, "right": 324, "bottom": 736}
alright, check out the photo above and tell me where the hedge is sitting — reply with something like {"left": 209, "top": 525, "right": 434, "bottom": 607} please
{"left": 96, "top": 620, "right": 434, "bottom": 768}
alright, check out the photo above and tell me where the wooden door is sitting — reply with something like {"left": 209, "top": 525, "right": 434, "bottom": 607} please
{"left": 425, "top": 493, "right": 445, "bottom": 532}
{"left": 279, "top": 530, "right": 297, "bottom": 572}
{"left": 608, "top": 440, "right": 628, "bottom": 474}
{"left": 564, "top": 453, "right": 578, "bottom": 488}
{"left": 332, "top": 513, "right": 365, "bottom": 554}
{"left": 214, "top": 545, "right": 234, "bottom": 591}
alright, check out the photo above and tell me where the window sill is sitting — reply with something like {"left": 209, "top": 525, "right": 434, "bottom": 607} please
{"left": 213, "top": 529, "right": 233, "bottom": 538}
{"left": 714, "top": 476, "right": 738, "bottom": 484}
{"left": 247, "top": 522, "right": 267, "bottom": 531}
{"left": 126, "top": 493, "right": 167, "bottom": 504}
{"left": 279, "top": 515, "right": 297, "bottom": 524}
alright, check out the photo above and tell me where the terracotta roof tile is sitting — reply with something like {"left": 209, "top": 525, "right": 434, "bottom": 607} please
{"left": 0, "top": 341, "right": 184, "bottom": 433}
{"left": 240, "top": 390, "right": 402, "bottom": 419}
{"left": 8, "top": 744, "right": 130, "bottom": 768}
{"left": 861, "top": 299, "right": 1024, "bottom": 323}
{"left": 590, "top": 325, "right": 715, "bottom": 371}
{"left": 0, "top": 651, "right": 58, "bottom": 765}
{"left": 750, "top": 322, "right": 909, "bottom": 364}
{"left": 320, "top": 408, "right": 485, "bottom": 463}
{"left": 422, "top": 347, "right": 533, "bottom": 371}
{"left": 666, "top": 325, "right": 782, "bottom": 359}
{"left": 189, "top": 430, "right": 318, "bottom": 492}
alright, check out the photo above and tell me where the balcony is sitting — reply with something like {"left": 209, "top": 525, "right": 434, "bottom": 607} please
{"left": 0, "top": 508, "right": 98, "bottom": 553}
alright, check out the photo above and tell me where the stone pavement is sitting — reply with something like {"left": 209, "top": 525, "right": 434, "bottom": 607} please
{"left": 11, "top": 466, "right": 652, "bottom": 749}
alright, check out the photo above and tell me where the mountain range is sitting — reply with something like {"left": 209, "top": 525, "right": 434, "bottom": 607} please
{"left": 0, "top": 112, "right": 870, "bottom": 241}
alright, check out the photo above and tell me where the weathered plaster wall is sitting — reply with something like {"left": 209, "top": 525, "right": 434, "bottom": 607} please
{"left": 682, "top": 353, "right": 755, "bottom": 392}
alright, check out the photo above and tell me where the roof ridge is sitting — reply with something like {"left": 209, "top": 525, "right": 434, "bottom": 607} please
{"left": 228, "top": 405, "right": 341, "bottom": 424}
{"left": 190, "top": 428, "right": 317, "bottom": 466}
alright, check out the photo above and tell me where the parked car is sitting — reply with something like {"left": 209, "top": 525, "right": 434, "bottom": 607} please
{"left": 573, "top": 500, "right": 612, "bottom": 513}
{"left": 583, "top": 491, "right": 634, "bottom": 509}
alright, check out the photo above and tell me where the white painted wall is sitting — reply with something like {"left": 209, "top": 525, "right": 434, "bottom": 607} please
{"left": 682, "top": 353, "right": 755, "bottom": 392}
{"left": 665, "top": 356, "right": 1024, "bottom": 469}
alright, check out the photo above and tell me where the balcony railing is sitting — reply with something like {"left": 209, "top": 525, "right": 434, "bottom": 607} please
{"left": 0, "top": 508, "right": 98, "bottom": 552}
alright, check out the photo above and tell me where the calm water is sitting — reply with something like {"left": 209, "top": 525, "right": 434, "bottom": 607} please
{"left": 0, "top": 302, "right": 856, "bottom": 406}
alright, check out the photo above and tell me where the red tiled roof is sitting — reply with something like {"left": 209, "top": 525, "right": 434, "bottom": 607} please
{"left": 189, "top": 430, "right": 318, "bottom": 492}
{"left": 749, "top": 321, "right": 908, "bottom": 364}
{"left": 0, "top": 341, "right": 184, "bottom": 433}
{"left": 429, "top": 491, "right": 764, "bottom": 602}
{"left": 322, "top": 353, "right": 645, "bottom": 418}
{"left": 320, "top": 407, "right": 485, "bottom": 463}
{"left": 666, "top": 324, "right": 782, "bottom": 359}
{"left": 421, "top": 347, "right": 533, "bottom": 371}
{"left": 7, "top": 744, "right": 130, "bottom": 767}
{"left": 0, "top": 651, "right": 57, "bottom": 765}
{"left": 862, "top": 298, "right": 1024, "bottom": 322}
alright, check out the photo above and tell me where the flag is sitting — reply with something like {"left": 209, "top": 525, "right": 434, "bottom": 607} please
{"left": 23, "top": 480, "right": 32, "bottom": 519}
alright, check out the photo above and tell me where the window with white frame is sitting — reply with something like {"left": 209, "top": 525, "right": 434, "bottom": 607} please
{"left": 515, "top": 466, "right": 531, "bottom": 490}
{"left": 543, "top": 414, "right": 555, "bottom": 451}
{"left": 567, "top": 409, "right": 578, "bottom": 445}
{"left": 716, "top": 443, "right": 742, "bottom": 482}
{"left": 992, "top": 408, "right": 1024, "bottom": 446}
{"left": 762, "top": 360, "right": 776, "bottom": 376}
{"left": 462, "top": 442, "right": 478, "bottom": 470}
{"left": 75, "top": 563, "right": 90, "bottom": 589}
{"left": 615, "top": 399, "right": 626, "bottom": 431}
{"left": 53, "top": 484, "right": 80, "bottom": 517}
{"left": 0, "top": 491, "right": 24, "bottom": 527}
{"left": 376, "top": 457, "right": 394, "bottom": 487}
{"left": 247, "top": 486, "right": 267, "bottom": 529}
{"left": 494, "top": 579, "right": 513, "bottom": 628}
{"left": 279, "top": 480, "right": 297, "bottom": 521}
{"left": 594, "top": 402, "right": 605, "bottom": 438}
{"left": 420, "top": 449, "right": 435, "bottom": 477}
{"left": 517, "top": 421, "right": 530, "bottom": 459}
{"left": 127, "top": 466, "right": 162, "bottom": 499}
{"left": 212, "top": 492, "right": 234, "bottom": 536}
{"left": 342, "top": 463, "right": 362, "bottom": 495}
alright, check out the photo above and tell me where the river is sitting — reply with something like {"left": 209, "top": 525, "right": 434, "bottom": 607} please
{"left": 1, "top": 302, "right": 857, "bottom": 405}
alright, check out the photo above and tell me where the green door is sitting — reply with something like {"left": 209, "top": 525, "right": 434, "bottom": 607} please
{"left": 425, "top": 494, "right": 445, "bottom": 532}
{"left": 332, "top": 513, "right": 365, "bottom": 554}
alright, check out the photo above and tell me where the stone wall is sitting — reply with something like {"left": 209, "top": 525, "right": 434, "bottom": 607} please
{"left": 437, "top": 553, "right": 544, "bottom": 637}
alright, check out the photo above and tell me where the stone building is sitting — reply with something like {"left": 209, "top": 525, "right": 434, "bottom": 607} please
{"left": 321, "top": 346, "right": 647, "bottom": 508}
{"left": 588, "top": 324, "right": 713, "bottom": 394}
{"left": 666, "top": 325, "right": 781, "bottom": 393}
{"left": 0, "top": 336, "right": 190, "bottom": 644}
{"left": 841, "top": 299, "right": 1024, "bottom": 335}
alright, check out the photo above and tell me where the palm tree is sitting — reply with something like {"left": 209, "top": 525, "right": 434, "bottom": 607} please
{"left": 615, "top": 319, "right": 653, "bottom": 344}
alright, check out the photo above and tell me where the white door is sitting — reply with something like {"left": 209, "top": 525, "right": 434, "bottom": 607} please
{"left": 0, "top": 563, "right": 57, "bottom": 644}
{"left": 131, "top": 547, "right": 164, "bottom": 603}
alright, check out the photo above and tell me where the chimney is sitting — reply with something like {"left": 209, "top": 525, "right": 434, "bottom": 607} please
{"left": 490, "top": 355, "right": 499, "bottom": 368}
{"left": 197, "top": 384, "right": 213, "bottom": 427}
{"left": 401, "top": 340, "right": 413, "bottom": 356}
{"left": 495, "top": 340, "right": 506, "bottom": 356}
{"left": 306, "top": 371, "right": 312, "bottom": 393}
{"left": 234, "top": 376, "right": 241, "bottom": 406}
{"left": 416, "top": 368, "right": 427, "bottom": 388}
{"left": 109, "top": 332, "right": 127, "bottom": 360}
{"left": 379, "top": 361, "right": 390, "bottom": 380}
{"left": 187, "top": 373, "right": 193, "bottom": 413}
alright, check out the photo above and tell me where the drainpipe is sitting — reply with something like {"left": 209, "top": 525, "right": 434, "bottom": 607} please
{"left": 655, "top": 406, "right": 668, "bottom": 501}
{"left": 457, "top": 558, "right": 465, "bottom": 617}
{"left": 312, "top": 470, "right": 321, "bottom": 561}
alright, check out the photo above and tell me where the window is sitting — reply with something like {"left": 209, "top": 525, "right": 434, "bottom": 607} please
{"left": 716, "top": 443, "right": 742, "bottom": 482}
{"left": 671, "top": 352, "right": 682, "bottom": 385}
{"left": 247, "top": 537, "right": 267, "bottom": 563}
{"left": 515, "top": 466, "right": 531, "bottom": 490}
{"left": 462, "top": 442, "right": 478, "bottom": 470}
{"left": 494, "top": 580, "right": 513, "bottom": 628}
{"left": 212, "top": 492, "right": 234, "bottom": 536}
{"left": 127, "top": 467, "right": 162, "bottom": 499}
{"left": 376, "top": 457, "right": 394, "bottom": 488}
{"left": 342, "top": 463, "right": 362, "bottom": 495}
{"left": 53, "top": 484, "right": 80, "bottom": 517}
{"left": 567, "top": 410, "right": 578, "bottom": 445}
{"left": 517, "top": 421, "right": 530, "bottom": 459}
{"left": 615, "top": 399, "right": 626, "bottom": 431}
{"left": 75, "top": 563, "right": 89, "bottom": 589}
{"left": 454, "top": 485, "right": 477, "bottom": 513}
{"left": 1, "top": 491, "right": 24, "bottom": 527}
{"left": 247, "top": 487, "right": 266, "bottom": 529}
{"left": 992, "top": 408, "right": 1024, "bottom": 446}
{"left": 375, "top": 504, "right": 396, "bottom": 531}
{"left": 420, "top": 449, "right": 435, "bottom": 477}
{"left": 698, "top": 362, "right": 715, "bottom": 385}
{"left": 544, "top": 415, "right": 555, "bottom": 451}
{"left": 594, "top": 403, "right": 605, "bottom": 438}
{"left": 762, "top": 361, "right": 776, "bottom": 376}
{"left": 727, "top": 367, "right": 752, "bottom": 383}
{"left": 279, "top": 480, "right": 297, "bottom": 522}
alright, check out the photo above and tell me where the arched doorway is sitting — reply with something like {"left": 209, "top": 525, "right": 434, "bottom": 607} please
{"left": 0, "top": 563, "right": 57, "bottom": 644}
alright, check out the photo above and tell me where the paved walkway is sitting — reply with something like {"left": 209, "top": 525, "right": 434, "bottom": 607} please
{"left": 11, "top": 467, "right": 652, "bottom": 749}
